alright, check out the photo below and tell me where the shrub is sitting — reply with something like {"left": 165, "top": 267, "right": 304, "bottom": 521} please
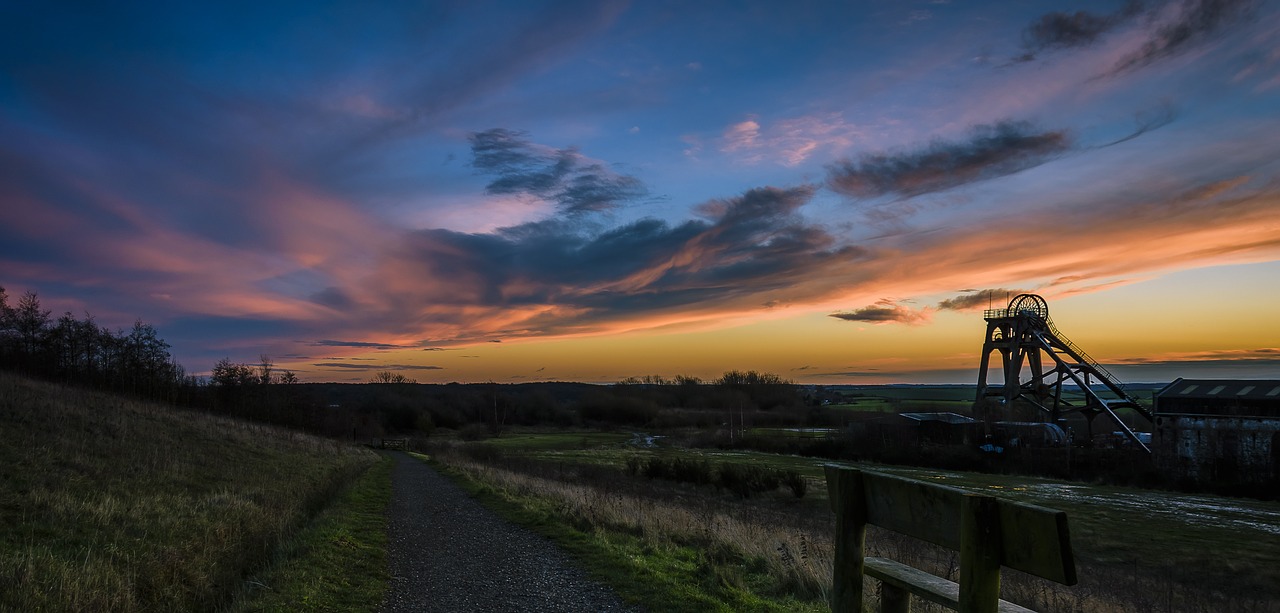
{"left": 780, "top": 470, "right": 807, "bottom": 498}
{"left": 624, "top": 455, "right": 643, "bottom": 476}
{"left": 717, "top": 463, "right": 781, "bottom": 498}
{"left": 672, "top": 458, "right": 714, "bottom": 485}
{"left": 642, "top": 457, "right": 673, "bottom": 480}
{"left": 457, "top": 423, "right": 491, "bottom": 441}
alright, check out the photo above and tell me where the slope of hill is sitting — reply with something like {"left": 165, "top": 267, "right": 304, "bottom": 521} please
{"left": 0, "top": 372, "right": 378, "bottom": 611}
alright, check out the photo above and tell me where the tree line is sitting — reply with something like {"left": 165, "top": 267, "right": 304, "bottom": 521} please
{"left": 0, "top": 285, "right": 817, "bottom": 440}
{"left": 0, "top": 287, "right": 187, "bottom": 401}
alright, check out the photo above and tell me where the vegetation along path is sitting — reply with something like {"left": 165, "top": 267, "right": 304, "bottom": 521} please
{"left": 381, "top": 452, "right": 637, "bottom": 612}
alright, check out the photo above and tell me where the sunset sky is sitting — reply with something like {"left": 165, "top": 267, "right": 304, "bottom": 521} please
{"left": 3, "top": 0, "right": 1278, "bottom": 384}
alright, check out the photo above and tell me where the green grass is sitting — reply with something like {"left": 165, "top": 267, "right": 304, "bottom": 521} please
{"left": 0, "top": 372, "right": 379, "bottom": 611}
{"left": 841, "top": 386, "right": 976, "bottom": 402}
{"left": 478, "top": 430, "right": 634, "bottom": 450}
{"left": 423, "top": 453, "right": 827, "bottom": 612}
{"left": 824, "top": 400, "right": 897, "bottom": 412}
{"left": 232, "top": 455, "right": 393, "bottom": 612}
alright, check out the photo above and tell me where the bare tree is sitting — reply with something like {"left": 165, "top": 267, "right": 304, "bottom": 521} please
{"left": 370, "top": 371, "right": 417, "bottom": 384}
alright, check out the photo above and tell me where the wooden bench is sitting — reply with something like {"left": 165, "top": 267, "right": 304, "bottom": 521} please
{"left": 824, "top": 466, "right": 1077, "bottom": 613}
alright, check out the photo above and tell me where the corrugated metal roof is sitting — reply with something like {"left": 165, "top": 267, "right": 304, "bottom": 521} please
{"left": 899, "top": 412, "right": 977, "bottom": 424}
{"left": 1157, "top": 378, "right": 1280, "bottom": 400}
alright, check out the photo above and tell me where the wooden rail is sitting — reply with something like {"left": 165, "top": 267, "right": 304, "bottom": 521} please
{"left": 380, "top": 438, "right": 407, "bottom": 450}
{"left": 825, "top": 466, "right": 1076, "bottom": 613}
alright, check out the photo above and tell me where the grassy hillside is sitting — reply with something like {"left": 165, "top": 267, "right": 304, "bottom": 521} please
{"left": 0, "top": 372, "right": 379, "bottom": 611}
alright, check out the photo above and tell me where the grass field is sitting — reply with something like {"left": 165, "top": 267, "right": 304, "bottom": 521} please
{"left": 232, "top": 456, "right": 393, "bottom": 612}
{"left": 825, "top": 385, "right": 977, "bottom": 413}
{"left": 0, "top": 372, "right": 380, "bottom": 611}
{"left": 445, "top": 428, "right": 1280, "bottom": 612}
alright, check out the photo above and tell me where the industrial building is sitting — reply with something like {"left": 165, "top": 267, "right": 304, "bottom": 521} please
{"left": 1153, "top": 378, "right": 1280, "bottom": 487}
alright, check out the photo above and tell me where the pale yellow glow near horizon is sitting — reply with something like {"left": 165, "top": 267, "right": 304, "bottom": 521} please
{"left": 285, "top": 260, "right": 1280, "bottom": 385}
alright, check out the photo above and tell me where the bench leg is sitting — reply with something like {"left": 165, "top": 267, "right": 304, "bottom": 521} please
{"left": 881, "top": 583, "right": 910, "bottom": 613}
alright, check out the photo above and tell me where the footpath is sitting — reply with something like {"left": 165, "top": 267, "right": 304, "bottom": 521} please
{"left": 380, "top": 452, "right": 638, "bottom": 612}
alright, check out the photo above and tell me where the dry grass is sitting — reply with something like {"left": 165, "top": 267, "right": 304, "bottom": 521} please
{"left": 0, "top": 372, "right": 378, "bottom": 612}
{"left": 430, "top": 441, "right": 833, "bottom": 601}
{"left": 433, "top": 437, "right": 1280, "bottom": 613}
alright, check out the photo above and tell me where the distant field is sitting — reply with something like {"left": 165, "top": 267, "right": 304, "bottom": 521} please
{"left": 823, "top": 385, "right": 978, "bottom": 414}
{"left": 0, "top": 373, "right": 379, "bottom": 611}
{"left": 458, "top": 429, "right": 1280, "bottom": 611}
{"left": 839, "top": 386, "right": 976, "bottom": 401}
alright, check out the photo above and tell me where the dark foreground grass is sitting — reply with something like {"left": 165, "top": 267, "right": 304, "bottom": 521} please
{"left": 0, "top": 372, "right": 378, "bottom": 611}
{"left": 421, "top": 453, "right": 826, "bottom": 613}
{"left": 232, "top": 455, "right": 393, "bottom": 612}
{"left": 463, "top": 432, "right": 1280, "bottom": 612}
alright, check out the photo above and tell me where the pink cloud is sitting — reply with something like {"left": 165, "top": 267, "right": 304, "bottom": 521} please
{"left": 718, "top": 113, "right": 862, "bottom": 166}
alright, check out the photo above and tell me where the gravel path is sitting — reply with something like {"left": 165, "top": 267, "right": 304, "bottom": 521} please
{"left": 380, "top": 452, "right": 638, "bottom": 612}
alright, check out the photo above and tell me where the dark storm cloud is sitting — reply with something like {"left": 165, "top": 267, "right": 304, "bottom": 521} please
{"left": 469, "top": 128, "right": 646, "bottom": 214}
{"left": 830, "top": 300, "right": 930, "bottom": 325}
{"left": 826, "top": 122, "right": 1071, "bottom": 199}
{"left": 937, "top": 288, "right": 1032, "bottom": 311}
{"left": 1110, "top": 0, "right": 1257, "bottom": 74}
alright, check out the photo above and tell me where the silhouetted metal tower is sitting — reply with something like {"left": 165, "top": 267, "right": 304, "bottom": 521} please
{"left": 973, "top": 294, "right": 1153, "bottom": 452}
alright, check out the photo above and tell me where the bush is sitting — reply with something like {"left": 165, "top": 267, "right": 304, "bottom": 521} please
{"left": 718, "top": 463, "right": 782, "bottom": 498}
{"left": 780, "top": 470, "right": 807, "bottom": 498}
{"left": 638, "top": 456, "right": 714, "bottom": 485}
{"left": 458, "top": 423, "right": 491, "bottom": 441}
{"left": 625, "top": 455, "right": 643, "bottom": 476}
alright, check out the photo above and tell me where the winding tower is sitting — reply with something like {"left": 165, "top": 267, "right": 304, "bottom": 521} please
{"left": 973, "top": 294, "right": 1153, "bottom": 452}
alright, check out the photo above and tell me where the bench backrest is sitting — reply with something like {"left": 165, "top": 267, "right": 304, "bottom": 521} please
{"left": 824, "top": 466, "right": 1076, "bottom": 612}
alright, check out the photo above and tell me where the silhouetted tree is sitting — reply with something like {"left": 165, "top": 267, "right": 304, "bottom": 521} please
{"left": 0, "top": 287, "right": 16, "bottom": 362}
{"left": 14, "top": 291, "right": 50, "bottom": 363}
{"left": 369, "top": 371, "right": 417, "bottom": 384}
{"left": 0, "top": 288, "right": 186, "bottom": 401}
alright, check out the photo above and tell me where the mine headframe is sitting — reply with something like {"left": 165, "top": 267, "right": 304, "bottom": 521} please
{"left": 973, "top": 294, "right": 1154, "bottom": 453}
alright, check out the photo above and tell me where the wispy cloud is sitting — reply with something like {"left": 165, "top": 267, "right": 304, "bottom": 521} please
{"left": 719, "top": 113, "right": 860, "bottom": 166}
{"left": 311, "top": 339, "right": 413, "bottom": 349}
{"left": 830, "top": 300, "right": 932, "bottom": 325}
{"left": 1015, "top": 4, "right": 1142, "bottom": 62}
{"left": 370, "top": 183, "right": 853, "bottom": 341}
{"left": 1110, "top": 0, "right": 1258, "bottom": 74}
{"left": 937, "top": 289, "right": 1033, "bottom": 311}
{"left": 826, "top": 121, "right": 1071, "bottom": 200}
{"left": 1111, "top": 348, "right": 1280, "bottom": 366}
{"left": 311, "top": 362, "right": 445, "bottom": 370}
{"left": 1011, "top": 0, "right": 1259, "bottom": 74}
{"left": 470, "top": 128, "right": 647, "bottom": 215}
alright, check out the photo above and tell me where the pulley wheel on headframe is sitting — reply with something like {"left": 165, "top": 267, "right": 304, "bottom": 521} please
{"left": 1008, "top": 293, "right": 1049, "bottom": 319}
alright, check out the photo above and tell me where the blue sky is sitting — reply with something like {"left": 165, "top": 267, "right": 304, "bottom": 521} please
{"left": 2, "top": 0, "right": 1278, "bottom": 382}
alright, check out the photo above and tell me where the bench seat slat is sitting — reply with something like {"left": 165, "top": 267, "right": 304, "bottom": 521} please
{"left": 865, "top": 558, "right": 1035, "bottom": 613}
